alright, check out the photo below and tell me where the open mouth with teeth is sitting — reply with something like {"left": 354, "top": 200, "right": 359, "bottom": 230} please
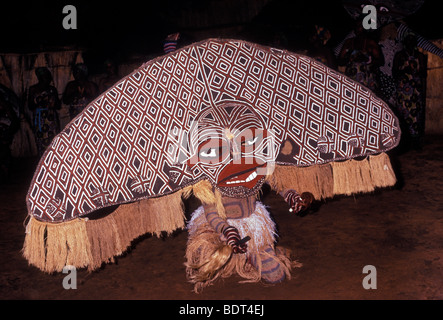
{"left": 225, "top": 170, "right": 258, "bottom": 185}
{"left": 217, "top": 161, "right": 266, "bottom": 190}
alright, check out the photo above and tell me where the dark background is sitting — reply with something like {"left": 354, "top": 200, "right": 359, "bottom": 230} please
{"left": 0, "top": 0, "right": 442, "bottom": 73}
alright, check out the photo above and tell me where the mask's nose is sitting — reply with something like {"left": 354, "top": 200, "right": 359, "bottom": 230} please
{"left": 230, "top": 141, "right": 241, "bottom": 162}
{"left": 225, "top": 127, "right": 241, "bottom": 162}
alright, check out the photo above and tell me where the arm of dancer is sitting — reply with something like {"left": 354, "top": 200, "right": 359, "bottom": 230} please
{"left": 203, "top": 202, "right": 247, "bottom": 253}
{"left": 279, "top": 189, "right": 314, "bottom": 214}
{"left": 398, "top": 23, "right": 443, "bottom": 59}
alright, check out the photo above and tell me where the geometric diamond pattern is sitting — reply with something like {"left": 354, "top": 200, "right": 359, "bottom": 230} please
{"left": 26, "top": 39, "right": 400, "bottom": 222}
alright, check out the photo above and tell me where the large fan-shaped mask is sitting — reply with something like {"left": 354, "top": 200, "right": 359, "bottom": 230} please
{"left": 23, "top": 39, "right": 400, "bottom": 272}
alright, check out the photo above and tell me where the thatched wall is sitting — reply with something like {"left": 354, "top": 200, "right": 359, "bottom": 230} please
{"left": 0, "top": 50, "right": 84, "bottom": 157}
{"left": 0, "top": 51, "right": 83, "bottom": 101}
{"left": 426, "top": 39, "right": 443, "bottom": 134}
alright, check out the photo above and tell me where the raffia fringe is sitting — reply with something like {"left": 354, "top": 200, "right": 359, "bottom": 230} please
{"left": 186, "top": 180, "right": 227, "bottom": 219}
{"left": 267, "top": 152, "right": 396, "bottom": 199}
{"left": 266, "top": 162, "right": 334, "bottom": 200}
{"left": 368, "top": 153, "right": 397, "bottom": 188}
{"left": 22, "top": 191, "right": 186, "bottom": 273}
{"left": 331, "top": 158, "right": 375, "bottom": 196}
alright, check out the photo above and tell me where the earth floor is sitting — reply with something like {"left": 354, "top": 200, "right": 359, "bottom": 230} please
{"left": 1, "top": 136, "right": 443, "bottom": 301}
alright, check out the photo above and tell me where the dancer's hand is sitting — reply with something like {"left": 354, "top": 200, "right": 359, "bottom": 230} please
{"left": 283, "top": 190, "right": 314, "bottom": 214}
{"left": 223, "top": 226, "right": 247, "bottom": 254}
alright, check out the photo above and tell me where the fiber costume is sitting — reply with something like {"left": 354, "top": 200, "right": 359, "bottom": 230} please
{"left": 22, "top": 39, "right": 400, "bottom": 290}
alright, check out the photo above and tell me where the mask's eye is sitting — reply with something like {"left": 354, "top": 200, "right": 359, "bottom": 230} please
{"left": 200, "top": 148, "right": 217, "bottom": 158}
{"left": 238, "top": 129, "right": 265, "bottom": 153}
{"left": 242, "top": 136, "right": 259, "bottom": 147}
{"left": 197, "top": 137, "right": 228, "bottom": 163}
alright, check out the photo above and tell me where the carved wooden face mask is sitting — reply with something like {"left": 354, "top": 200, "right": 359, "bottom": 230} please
{"left": 185, "top": 102, "right": 278, "bottom": 197}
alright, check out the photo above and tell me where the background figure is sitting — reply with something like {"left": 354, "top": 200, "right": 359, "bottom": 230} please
{"left": 0, "top": 84, "right": 37, "bottom": 158}
{"left": 63, "top": 63, "right": 98, "bottom": 120}
{"left": 338, "top": 20, "right": 384, "bottom": 93}
{"left": 28, "top": 67, "right": 61, "bottom": 156}
{"left": 98, "top": 59, "right": 120, "bottom": 93}
{"left": 307, "top": 25, "right": 337, "bottom": 69}
{"left": 0, "top": 93, "right": 19, "bottom": 182}
{"left": 163, "top": 32, "right": 180, "bottom": 54}
{"left": 393, "top": 33, "right": 427, "bottom": 150}
{"left": 377, "top": 23, "right": 401, "bottom": 105}
{"left": 335, "top": 21, "right": 443, "bottom": 105}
